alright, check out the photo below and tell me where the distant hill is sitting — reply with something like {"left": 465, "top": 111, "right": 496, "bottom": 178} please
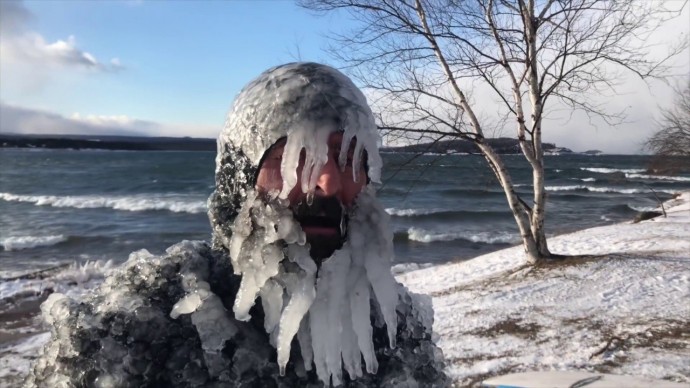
{"left": 1, "top": 134, "right": 572, "bottom": 154}
{"left": 0, "top": 134, "right": 216, "bottom": 151}
{"left": 381, "top": 137, "right": 572, "bottom": 154}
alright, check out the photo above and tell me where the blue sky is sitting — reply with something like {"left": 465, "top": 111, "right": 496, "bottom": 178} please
{"left": 1, "top": 0, "right": 344, "bottom": 137}
{"left": 0, "top": 0, "right": 688, "bottom": 153}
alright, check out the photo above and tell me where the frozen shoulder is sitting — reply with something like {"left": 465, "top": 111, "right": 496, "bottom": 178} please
{"left": 27, "top": 240, "right": 237, "bottom": 387}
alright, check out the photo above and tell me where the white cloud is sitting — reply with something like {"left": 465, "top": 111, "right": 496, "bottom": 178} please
{"left": 0, "top": 102, "right": 219, "bottom": 138}
{"left": 1, "top": 32, "right": 124, "bottom": 72}
{"left": 0, "top": 1, "right": 123, "bottom": 72}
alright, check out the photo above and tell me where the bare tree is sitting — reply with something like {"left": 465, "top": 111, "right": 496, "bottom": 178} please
{"left": 299, "top": 0, "right": 687, "bottom": 264}
{"left": 645, "top": 83, "right": 690, "bottom": 173}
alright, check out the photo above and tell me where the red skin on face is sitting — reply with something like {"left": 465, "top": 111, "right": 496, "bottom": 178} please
{"left": 255, "top": 132, "right": 367, "bottom": 238}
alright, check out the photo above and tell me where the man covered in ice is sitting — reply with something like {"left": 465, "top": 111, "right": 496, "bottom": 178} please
{"left": 27, "top": 63, "right": 448, "bottom": 387}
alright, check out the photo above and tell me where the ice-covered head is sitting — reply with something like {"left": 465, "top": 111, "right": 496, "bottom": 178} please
{"left": 208, "top": 62, "right": 383, "bottom": 252}
{"left": 204, "top": 63, "right": 399, "bottom": 385}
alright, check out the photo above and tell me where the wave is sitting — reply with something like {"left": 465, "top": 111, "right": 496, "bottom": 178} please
{"left": 0, "top": 235, "right": 67, "bottom": 251}
{"left": 0, "top": 260, "right": 114, "bottom": 301}
{"left": 386, "top": 208, "right": 442, "bottom": 216}
{"left": 386, "top": 208, "right": 509, "bottom": 222}
{"left": 545, "top": 185, "right": 679, "bottom": 195}
{"left": 627, "top": 204, "right": 658, "bottom": 212}
{"left": 625, "top": 173, "right": 690, "bottom": 182}
{"left": 580, "top": 167, "right": 645, "bottom": 174}
{"left": 403, "top": 227, "right": 518, "bottom": 244}
{"left": 579, "top": 177, "right": 596, "bottom": 182}
{"left": 0, "top": 192, "right": 207, "bottom": 214}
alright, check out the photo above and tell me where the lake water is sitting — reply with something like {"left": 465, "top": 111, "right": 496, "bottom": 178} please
{"left": 1, "top": 148, "right": 689, "bottom": 279}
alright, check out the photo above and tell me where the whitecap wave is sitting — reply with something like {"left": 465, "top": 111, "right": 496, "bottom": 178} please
{"left": 580, "top": 178, "right": 596, "bottom": 182}
{"left": 0, "top": 235, "right": 67, "bottom": 251}
{"left": 0, "top": 260, "right": 115, "bottom": 301}
{"left": 0, "top": 192, "right": 207, "bottom": 214}
{"left": 407, "top": 227, "right": 518, "bottom": 244}
{"left": 386, "top": 208, "right": 442, "bottom": 216}
{"left": 625, "top": 173, "right": 690, "bottom": 182}
{"left": 627, "top": 204, "right": 658, "bottom": 212}
{"left": 545, "top": 185, "right": 678, "bottom": 195}
{"left": 580, "top": 167, "right": 645, "bottom": 174}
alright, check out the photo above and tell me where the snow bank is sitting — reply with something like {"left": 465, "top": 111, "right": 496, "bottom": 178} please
{"left": 397, "top": 191, "right": 690, "bottom": 385}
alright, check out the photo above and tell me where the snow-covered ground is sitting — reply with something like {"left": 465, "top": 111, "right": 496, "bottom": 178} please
{"left": 2, "top": 193, "right": 689, "bottom": 386}
{"left": 397, "top": 192, "right": 690, "bottom": 386}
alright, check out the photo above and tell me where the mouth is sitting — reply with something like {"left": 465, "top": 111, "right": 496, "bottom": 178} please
{"left": 292, "top": 197, "right": 347, "bottom": 238}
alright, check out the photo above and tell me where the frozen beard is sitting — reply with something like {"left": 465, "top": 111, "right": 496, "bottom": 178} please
{"left": 227, "top": 187, "right": 399, "bottom": 386}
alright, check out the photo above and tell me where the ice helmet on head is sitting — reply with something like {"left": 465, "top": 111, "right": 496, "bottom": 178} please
{"left": 207, "top": 62, "right": 383, "bottom": 251}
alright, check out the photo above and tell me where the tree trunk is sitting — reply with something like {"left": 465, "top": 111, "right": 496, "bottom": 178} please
{"left": 476, "top": 141, "right": 542, "bottom": 264}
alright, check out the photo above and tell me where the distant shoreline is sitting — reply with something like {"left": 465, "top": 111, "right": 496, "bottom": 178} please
{"left": 1, "top": 134, "right": 592, "bottom": 154}
{"left": 0, "top": 134, "right": 217, "bottom": 152}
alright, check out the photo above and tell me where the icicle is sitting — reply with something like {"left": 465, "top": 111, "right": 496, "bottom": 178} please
{"left": 296, "top": 315, "right": 313, "bottom": 371}
{"left": 276, "top": 270, "right": 316, "bottom": 375}
{"left": 232, "top": 270, "right": 258, "bottom": 321}
{"left": 352, "top": 186, "right": 399, "bottom": 348}
{"left": 363, "top": 247, "right": 397, "bottom": 348}
{"left": 279, "top": 134, "right": 303, "bottom": 199}
{"left": 309, "top": 272, "right": 331, "bottom": 385}
{"left": 350, "top": 272, "right": 378, "bottom": 374}
{"left": 259, "top": 280, "right": 284, "bottom": 335}
{"left": 322, "top": 250, "right": 351, "bottom": 386}
{"left": 340, "top": 296, "right": 362, "bottom": 380}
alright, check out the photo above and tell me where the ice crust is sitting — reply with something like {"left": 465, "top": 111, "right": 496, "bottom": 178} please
{"left": 208, "top": 63, "right": 384, "bottom": 252}
{"left": 216, "top": 62, "right": 382, "bottom": 184}
{"left": 221, "top": 185, "right": 418, "bottom": 385}
{"left": 27, "top": 239, "right": 448, "bottom": 387}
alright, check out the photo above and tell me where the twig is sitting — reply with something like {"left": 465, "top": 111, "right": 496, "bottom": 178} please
{"left": 589, "top": 335, "right": 625, "bottom": 360}
{"left": 643, "top": 184, "right": 667, "bottom": 217}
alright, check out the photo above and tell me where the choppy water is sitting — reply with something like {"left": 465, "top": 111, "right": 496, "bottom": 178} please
{"left": 1, "top": 149, "right": 689, "bottom": 279}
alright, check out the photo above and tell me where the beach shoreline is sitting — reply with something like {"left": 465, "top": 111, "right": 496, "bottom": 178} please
{"left": 2, "top": 192, "right": 689, "bottom": 386}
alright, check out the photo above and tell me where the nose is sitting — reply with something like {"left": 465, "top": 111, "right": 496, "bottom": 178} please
{"left": 315, "top": 156, "right": 342, "bottom": 196}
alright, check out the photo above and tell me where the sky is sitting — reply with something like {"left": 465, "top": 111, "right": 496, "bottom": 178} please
{"left": 0, "top": 0, "right": 688, "bottom": 154}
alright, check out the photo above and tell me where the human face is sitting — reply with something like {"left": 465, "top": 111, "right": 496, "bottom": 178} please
{"left": 255, "top": 132, "right": 367, "bottom": 241}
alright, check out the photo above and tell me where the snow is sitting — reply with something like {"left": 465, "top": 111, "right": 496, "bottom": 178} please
{"left": 7, "top": 193, "right": 689, "bottom": 386}
{"left": 396, "top": 191, "right": 690, "bottom": 385}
